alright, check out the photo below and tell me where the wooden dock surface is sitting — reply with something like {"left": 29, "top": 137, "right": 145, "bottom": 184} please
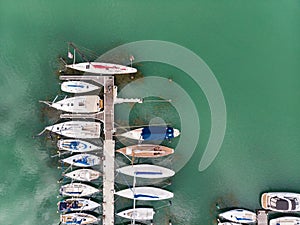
{"left": 257, "top": 209, "right": 268, "bottom": 225}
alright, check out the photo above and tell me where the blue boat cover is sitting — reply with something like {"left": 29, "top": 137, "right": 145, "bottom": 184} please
{"left": 141, "top": 126, "right": 174, "bottom": 140}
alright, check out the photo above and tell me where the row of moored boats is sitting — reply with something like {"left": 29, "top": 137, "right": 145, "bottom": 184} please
{"left": 217, "top": 192, "right": 300, "bottom": 225}
{"left": 41, "top": 48, "right": 179, "bottom": 224}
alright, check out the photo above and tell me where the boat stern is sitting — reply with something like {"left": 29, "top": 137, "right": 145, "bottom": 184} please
{"left": 261, "top": 193, "right": 269, "bottom": 209}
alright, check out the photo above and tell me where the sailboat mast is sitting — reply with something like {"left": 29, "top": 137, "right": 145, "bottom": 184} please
{"left": 68, "top": 42, "right": 90, "bottom": 63}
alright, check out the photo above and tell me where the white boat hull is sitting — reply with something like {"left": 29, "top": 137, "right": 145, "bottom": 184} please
{"left": 60, "top": 183, "right": 99, "bottom": 197}
{"left": 58, "top": 198, "right": 100, "bottom": 212}
{"left": 117, "top": 208, "right": 155, "bottom": 220}
{"left": 219, "top": 209, "right": 256, "bottom": 224}
{"left": 60, "top": 213, "right": 98, "bottom": 224}
{"left": 67, "top": 62, "right": 137, "bottom": 74}
{"left": 58, "top": 139, "right": 102, "bottom": 153}
{"left": 51, "top": 95, "right": 102, "bottom": 113}
{"left": 270, "top": 216, "right": 300, "bottom": 225}
{"left": 61, "top": 81, "right": 100, "bottom": 94}
{"left": 218, "top": 223, "right": 242, "bottom": 225}
{"left": 261, "top": 192, "right": 300, "bottom": 212}
{"left": 115, "top": 187, "right": 174, "bottom": 201}
{"left": 64, "top": 169, "right": 101, "bottom": 182}
{"left": 117, "top": 164, "right": 175, "bottom": 179}
{"left": 62, "top": 154, "right": 101, "bottom": 167}
{"left": 46, "top": 121, "right": 101, "bottom": 138}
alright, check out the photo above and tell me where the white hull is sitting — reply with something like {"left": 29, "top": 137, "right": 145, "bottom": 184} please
{"left": 50, "top": 95, "right": 102, "bottom": 113}
{"left": 66, "top": 62, "right": 137, "bottom": 74}
{"left": 117, "top": 164, "right": 175, "bottom": 179}
{"left": 219, "top": 209, "right": 256, "bottom": 224}
{"left": 62, "top": 154, "right": 101, "bottom": 167}
{"left": 64, "top": 169, "right": 101, "bottom": 182}
{"left": 261, "top": 192, "right": 300, "bottom": 212}
{"left": 270, "top": 216, "right": 300, "bottom": 225}
{"left": 115, "top": 187, "right": 173, "bottom": 201}
{"left": 61, "top": 81, "right": 100, "bottom": 94}
{"left": 60, "top": 183, "right": 99, "bottom": 197}
{"left": 45, "top": 121, "right": 101, "bottom": 138}
{"left": 58, "top": 198, "right": 100, "bottom": 212}
{"left": 117, "top": 208, "right": 155, "bottom": 220}
{"left": 218, "top": 223, "right": 242, "bottom": 225}
{"left": 60, "top": 213, "right": 98, "bottom": 224}
{"left": 58, "top": 139, "right": 102, "bottom": 153}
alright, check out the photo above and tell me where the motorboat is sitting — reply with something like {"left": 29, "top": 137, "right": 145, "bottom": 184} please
{"left": 63, "top": 169, "right": 101, "bottom": 182}
{"left": 120, "top": 126, "right": 180, "bottom": 141}
{"left": 60, "top": 212, "right": 98, "bottom": 224}
{"left": 59, "top": 183, "right": 99, "bottom": 197}
{"left": 219, "top": 209, "right": 256, "bottom": 224}
{"left": 41, "top": 95, "right": 103, "bottom": 113}
{"left": 66, "top": 62, "right": 137, "bottom": 74}
{"left": 269, "top": 216, "right": 300, "bottom": 225}
{"left": 117, "top": 208, "right": 155, "bottom": 221}
{"left": 116, "top": 164, "right": 175, "bottom": 179}
{"left": 115, "top": 186, "right": 174, "bottom": 201}
{"left": 61, "top": 81, "right": 100, "bottom": 94}
{"left": 44, "top": 121, "right": 101, "bottom": 138}
{"left": 57, "top": 198, "right": 100, "bottom": 213}
{"left": 58, "top": 139, "right": 102, "bottom": 153}
{"left": 116, "top": 144, "right": 174, "bottom": 158}
{"left": 261, "top": 192, "right": 300, "bottom": 212}
{"left": 62, "top": 154, "right": 101, "bottom": 167}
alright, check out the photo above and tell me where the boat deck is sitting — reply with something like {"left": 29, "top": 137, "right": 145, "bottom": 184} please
{"left": 60, "top": 75, "right": 115, "bottom": 224}
{"left": 257, "top": 210, "right": 268, "bottom": 225}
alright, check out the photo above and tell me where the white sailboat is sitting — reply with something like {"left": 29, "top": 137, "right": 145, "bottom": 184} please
{"left": 44, "top": 121, "right": 101, "bottom": 138}
{"left": 120, "top": 126, "right": 180, "bottom": 141}
{"left": 117, "top": 164, "right": 175, "bottom": 179}
{"left": 62, "top": 154, "right": 101, "bottom": 167}
{"left": 57, "top": 139, "right": 102, "bottom": 153}
{"left": 117, "top": 208, "right": 155, "bottom": 221}
{"left": 63, "top": 169, "right": 101, "bottom": 182}
{"left": 61, "top": 81, "right": 101, "bottom": 94}
{"left": 57, "top": 198, "right": 100, "bottom": 213}
{"left": 66, "top": 62, "right": 137, "bottom": 75}
{"left": 115, "top": 187, "right": 174, "bottom": 201}
{"left": 219, "top": 209, "right": 256, "bottom": 224}
{"left": 60, "top": 212, "right": 98, "bottom": 224}
{"left": 41, "top": 95, "right": 103, "bottom": 113}
{"left": 59, "top": 183, "right": 99, "bottom": 197}
{"left": 270, "top": 216, "right": 300, "bottom": 225}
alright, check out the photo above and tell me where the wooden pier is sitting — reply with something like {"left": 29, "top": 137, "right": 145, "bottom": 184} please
{"left": 60, "top": 75, "right": 116, "bottom": 224}
{"left": 257, "top": 210, "right": 268, "bottom": 225}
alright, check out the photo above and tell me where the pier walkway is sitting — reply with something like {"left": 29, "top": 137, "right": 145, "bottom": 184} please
{"left": 60, "top": 75, "right": 115, "bottom": 224}
{"left": 257, "top": 210, "right": 268, "bottom": 225}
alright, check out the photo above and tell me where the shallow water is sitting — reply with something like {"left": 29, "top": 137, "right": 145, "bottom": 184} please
{"left": 1, "top": 0, "right": 300, "bottom": 224}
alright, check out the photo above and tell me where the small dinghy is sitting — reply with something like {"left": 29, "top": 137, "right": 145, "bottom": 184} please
{"left": 115, "top": 187, "right": 174, "bottom": 201}
{"left": 219, "top": 209, "right": 256, "bottom": 224}
{"left": 120, "top": 126, "right": 180, "bottom": 141}
{"left": 269, "top": 216, "right": 300, "bottom": 225}
{"left": 41, "top": 95, "right": 103, "bottom": 113}
{"left": 66, "top": 62, "right": 137, "bottom": 75}
{"left": 58, "top": 198, "right": 100, "bottom": 213}
{"left": 61, "top": 81, "right": 100, "bottom": 94}
{"left": 60, "top": 183, "right": 99, "bottom": 197}
{"left": 116, "top": 144, "right": 174, "bottom": 158}
{"left": 60, "top": 212, "right": 98, "bottom": 224}
{"left": 58, "top": 139, "right": 102, "bottom": 153}
{"left": 261, "top": 192, "right": 300, "bottom": 212}
{"left": 44, "top": 121, "right": 101, "bottom": 139}
{"left": 117, "top": 164, "right": 175, "bottom": 179}
{"left": 62, "top": 154, "right": 101, "bottom": 167}
{"left": 63, "top": 169, "right": 101, "bottom": 182}
{"left": 117, "top": 208, "right": 155, "bottom": 221}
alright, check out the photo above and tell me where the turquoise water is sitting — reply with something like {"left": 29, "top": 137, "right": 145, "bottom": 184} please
{"left": 1, "top": 0, "right": 300, "bottom": 224}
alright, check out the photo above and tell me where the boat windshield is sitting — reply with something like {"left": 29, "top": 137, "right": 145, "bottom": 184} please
{"left": 270, "top": 197, "right": 289, "bottom": 210}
